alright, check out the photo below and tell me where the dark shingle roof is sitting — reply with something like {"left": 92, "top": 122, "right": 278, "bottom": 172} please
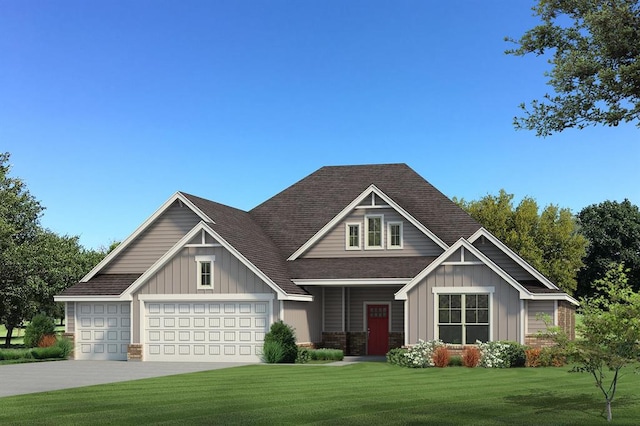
{"left": 60, "top": 274, "right": 141, "bottom": 296}
{"left": 181, "top": 192, "right": 308, "bottom": 296}
{"left": 288, "top": 257, "right": 438, "bottom": 280}
{"left": 520, "top": 281, "right": 564, "bottom": 294}
{"left": 250, "top": 164, "right": 481, "bottom": 258}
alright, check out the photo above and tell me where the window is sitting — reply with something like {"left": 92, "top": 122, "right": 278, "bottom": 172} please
{"left": 438, "top": 294, "right": 489, "bottom": 344}
{"left": 365, "top": 215, "right": 383, "bottom": 249}
{"left": 387, "top": 222, "right": 403, "bottom": 249}
{"left": 345, "top": 223, "right": 361, "bottom": 250}
{"left": 195, "top": 255, "right": 215, "bottom": 288}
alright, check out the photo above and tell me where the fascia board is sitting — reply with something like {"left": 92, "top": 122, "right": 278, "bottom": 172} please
{"left": 293, "top": 278, "right": 411, "bottom": 286}
{"left": 468, "top": 228, "right": 559, "bottom": 290}
{"left": 81, "top": 192, "right": 214, "bottom": 282}
{"left": 529, "top": 293, "right": 580, "bottom": 306}
{"left": 395, "top": 238, "right": 532, "bottom": 300}
{"left": 287, "top": 184, "right": 448, "bottom": 260}
{"left": 53, "top": 295, "right": 132, "bottom": 302}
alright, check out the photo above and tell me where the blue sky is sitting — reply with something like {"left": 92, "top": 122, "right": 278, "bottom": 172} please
{"left": 1, "top": 1, "right": 638, "bottom": 250}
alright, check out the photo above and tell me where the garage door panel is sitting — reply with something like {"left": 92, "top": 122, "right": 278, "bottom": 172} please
{"left": 76, "top": 302, "right": 130, "bottom": 361}
{"left": 145, "top": 301, "right": 269, "bottom": 362}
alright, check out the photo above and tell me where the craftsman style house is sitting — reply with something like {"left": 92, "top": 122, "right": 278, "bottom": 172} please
{"left": 56, "top": 164, "right": 577, "bottom": 361}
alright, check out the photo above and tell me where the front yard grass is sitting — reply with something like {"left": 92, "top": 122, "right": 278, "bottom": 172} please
{"left": 1, "top": 362, "right": 639, "bottom": 425}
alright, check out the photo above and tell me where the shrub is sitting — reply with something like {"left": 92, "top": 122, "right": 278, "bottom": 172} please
{"left": 462, "top": 346, "right": 481, "bottom": 367}
{"left": 38, "top": 334, "right": 57, "bottom": 348}
{"left": 432, "top": 346, "right": 450, "bottom": 367}
{"left": 24, "top": 314, "right": 56, "bottom": 348}
{"left": 55, "top": 337, "right": 74, "bottom": 358}
{"left": 30, "top": 346, "right": 63, "bottom": 360}
{"left": 296, "top": 347, "right": 310, "bottom": 364}
{"left": 477, "top": 341, "right": 527, "bottom": 368}
{"left": 448, "top": 355, "right": 463, "bottom": 367}
{"left": 404, "top": 339, "right": 445, "bottom": 368}
{"left": 0, "top": 349, "right": 33, "bottom": 361}
{"left": 501, "top": 341, "right": 527, "bottom": 367}
{"left": 263, "top": 321, "right": 297, "bottom": 363}
{"left": 525, "top": 348, "right": 541, "bottom": 367}
{"left": 386, "top": 348, "right": 410, "bottom": 367}
{"left": 261, "top": 340, "right": 285, "bottom": 363}
{"left": 309, "top": 348, "right": 343, "bottom": 361}
{"left": 525, "top": 347, "right": 566, "bottom": 367}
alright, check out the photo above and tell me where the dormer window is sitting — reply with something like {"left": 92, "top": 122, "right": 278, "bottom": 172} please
{"left": 365, "top": 214, "right": 383, "bottom": 249}
{"left": 195, "top": 255, "right": 215, "bottom": 288}
{"left": 345, "top": 223, "right": 361, "bottom": 250}
{"left": 388, "top": 222, "right": 403, "bottom": 249}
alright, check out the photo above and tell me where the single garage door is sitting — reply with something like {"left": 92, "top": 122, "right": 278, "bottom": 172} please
{"left": 145, "top": 301, "right": 270, "bottom": 362}
{"left": 76, "top": 302, "right": 131, "bottom": 360}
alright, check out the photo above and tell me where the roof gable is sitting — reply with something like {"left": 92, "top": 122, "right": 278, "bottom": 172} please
{"left": 250, "top": 164, "right": 481, "bottom": 258}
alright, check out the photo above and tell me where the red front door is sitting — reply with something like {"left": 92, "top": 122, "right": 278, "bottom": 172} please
{"left": 367, "top": 304, "right": 389, "bottom": 355}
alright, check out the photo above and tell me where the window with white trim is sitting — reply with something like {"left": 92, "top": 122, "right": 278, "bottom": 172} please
{"left": 345, "top": 223, "right": 361, "bottom": 250}
{"left": 438, "top": 294, "right": 489, "bottom": 344}
{"left": 365, "top": 214, "right": 383, "bottom": 249}
{"left": 195, "top": 255, "right": 215, "bottom": 288}
{"left": 387, "top": 222, "right": 403, "bottom": 249}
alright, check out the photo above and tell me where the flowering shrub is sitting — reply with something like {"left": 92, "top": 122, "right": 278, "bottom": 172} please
{"left": 404, "top": 339, "right": 445, "bottom": 368}
{"left": 432, "top": 346, "right": 450, "bottom": 367}
{"left": 386, "top": 348, "right": 410, "bottom": 367}
{"left": 462, "top": 346, "right": 481, "bottom": 367}
{"left": 477, "top": 340, "right": 526, "bottom": 368}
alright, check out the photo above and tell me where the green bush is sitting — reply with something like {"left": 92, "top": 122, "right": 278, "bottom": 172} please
{"left": 55, "top": 337, "right": 73, "bottom": 358}
{"left": 24, "top": 314, "right": 56, "bottom": 348}
{"left": 309, "top": 348, "right": 343, "bottom": 361}
{"left": 448, "top": 355, "right": 463, "bottom": 366}
{"left": 500, "top": 341, "right": 527, "bottom": 367}
{"left": 477, "top": 341, "right": 527, "bottom": 368}
{"left": 0, "top": 349, "right": 33, "bottom": 361}
{"left": 263, "top": 321, "right": 297, "bottom": 363}
{"left": 31, "top": 346, "right": 63, "bottom": 360}
{"left": 386, "top": 348, "right": 410, "bottom": 367}
{"left": 296, "top": 347, "right": 310, "bottom": 364}
{"left": 261, "top": 340, "right": 285, "bottom": 363}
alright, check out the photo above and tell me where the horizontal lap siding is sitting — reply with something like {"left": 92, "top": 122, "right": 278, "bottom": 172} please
{"left": 137, "top": 247, "right": 273, "bottom": 295}
{"left": 283, "top": 287, "right": 323, "bottom": 343}
{"left": 347, "top": 287, "right": 403, "bottom": 332}
{"left": 407, "top": 264, "right": 520, "bottom": 343}
{"left": 527, "top": 300, "right": 555, "bottom": 334}
{"left": 303, "top": 209, "right": 443, "bottom": 258}
{"left": 324, "top": 287, "right": 343, "bottom": 332}
{"left": 66, "top": 303, "right": 75, "bottom": 333}
{"left": 103, "top": 202, "right": 202, "bottom": 274}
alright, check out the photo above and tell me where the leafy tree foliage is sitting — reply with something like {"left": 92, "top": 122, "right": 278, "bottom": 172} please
{"left": 577, "top": 199, "right": 640, "bottom": 297}
{"left": 506, "top": 0, "right": 640, "bottom": 136}
{"left": 0, "top": 152, "right": 106, "bottom": 346}
{"left": 456, "top": 190, "right": 587, "bottom": 294}
{"left": 263, "top": 321, "right": 297, "bottom": 363}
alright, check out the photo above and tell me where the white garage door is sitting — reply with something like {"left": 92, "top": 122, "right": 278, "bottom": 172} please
{"left": 76, "top": 302, "right": 130, "bottom": 360}
{"left": 145, "top": 301, "right": 270, "bottom": 362}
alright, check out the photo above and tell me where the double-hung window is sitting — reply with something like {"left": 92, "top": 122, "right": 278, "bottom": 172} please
{"left": 387, "top": 222, "right": 403, "bottom": 249}
{"left": 438, "top": 293, "right": 489, "bottom": 344}
{"left": 345, "top": 223, "right": 361, "bottom": 250}
{"left": 365, "top": 215, "right": 383, "bottom": 249}
{"left": 195, "top": 255, "right": 215, "bottom": 289}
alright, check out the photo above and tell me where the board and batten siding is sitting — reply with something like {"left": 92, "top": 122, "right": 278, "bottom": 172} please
{"left": 527, "top": 300, "right": 555, "bottom": 334}
{"left": 102, "top": 202, "right": 202, "bottom": 274}
{"left": 283, "top": 286, "right": 323, "bottom": 344}
{"left": 472, "top": 239, "right": 534, "bottom": 281}
{"left": 136, "top": 247, "right": 273, "bottom": 295}
{"left": 302, "top": 208, "right": 443, "bottom": 258}
{"left": 406, "top": 264, "right": 521, "bottom": 344}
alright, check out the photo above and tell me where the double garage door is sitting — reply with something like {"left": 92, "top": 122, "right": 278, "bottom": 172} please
{"left": 75, "top": 302, "right": 130, "bottom": 360}
{"left": 145, "top": 301, "right": 270, "bottom": 362}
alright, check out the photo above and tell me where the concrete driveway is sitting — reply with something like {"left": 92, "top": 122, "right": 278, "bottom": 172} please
{"left": 0, "top": 361, "right": 250, "bottom": 398}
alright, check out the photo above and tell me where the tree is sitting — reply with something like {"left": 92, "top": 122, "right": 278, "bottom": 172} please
{"left": 506, "top": 0, "right": 640, "bottom": 136}
{"left": 546, "top": 264, "right": 640, "bottom": 422}
{"left": 576, "top": 199, "right": 640, "bottom": 298}
{"left": 0, "top": 152, "right": 43, "bottom": 346}
{"left": 456, "top": 190, "right": 587, "bottom": 294}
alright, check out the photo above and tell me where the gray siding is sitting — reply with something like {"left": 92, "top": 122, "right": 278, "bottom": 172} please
{"left": 303, "top": 208, "right": 443, "bottom": 258}
{"left": 283, "top": 287, "right": 323, "bottom": 343}
{"left": 136, "top": 246, "right": 273, "bottom": 295}
{"left": 323, "top": 287, "right": 344, "bottom": 332}
{"left": 527, "top": 300, "right": 555, "bottom": 334}
{"left": 347, "top": 287, "right": 404, "bottom": 332}
{"left": 406, "top": 264, "right": 521, "bottom": 344}
{"left": 472, "top": 239, "right": 535, "bottom": 281}
{"left": 103, "top": 201, "right": 202, "bottom": 274}
{"left": 66, "top": 302, "right": 75, "bottom": 333}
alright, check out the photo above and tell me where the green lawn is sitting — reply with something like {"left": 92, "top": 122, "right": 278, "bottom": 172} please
{"left": 1, "top": 363, "right": 639, "bottom": 425}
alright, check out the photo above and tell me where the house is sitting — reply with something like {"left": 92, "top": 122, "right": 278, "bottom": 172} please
{"left": 55, "top": 164, "right": 577, "bottom": 362}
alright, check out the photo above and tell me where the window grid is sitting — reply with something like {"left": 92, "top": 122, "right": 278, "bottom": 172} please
{"left": 438, "top": 294, "right": 489, "bottom": 344}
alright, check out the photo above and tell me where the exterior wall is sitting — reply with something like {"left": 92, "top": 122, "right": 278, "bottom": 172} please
{"left": 472, "top": 239, "right": 535, "bottom": 281}
{"left": 406, "top": 264, "right": 521, "bottom": 344}
{"left": 323, "top": 287, "right": 344, "bottom": 332}
{"left": 283, "top": 286, "right": 323, "bottom": 344}
{"left": 66, "top": 302, "right": 75, "bottom": 333}
{"left": 558, "top": 301, "right": 575, "bottom": 340}
{"left": 526, "top": 300, "right": 555, "bottom": 335}
{"left": 347, "top": 287, "right": 403, "bottom": 333}
{"left": 303, "top": 208, "right": 443, "bottom": 258}
{"left": 102, "top": 202, "right": 202, "bottom": 274}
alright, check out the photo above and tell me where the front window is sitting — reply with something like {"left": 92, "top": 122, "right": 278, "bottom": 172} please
{"left": 345, "top": 223, "right": 361, "bottom": 250}
{"left": 195, "top": 255, "right": 215, "bottom": 288}
{"left": 365, "top": 215, "right": 383, "bottom": 249}
{"left": 388, "top": 222, "right": 403, "bottom": 249}
{"left": 438, "top": 294, "right": 489, "bottom": 344}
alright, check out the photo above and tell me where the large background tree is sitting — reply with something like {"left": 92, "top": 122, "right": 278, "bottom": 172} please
{"left": 507, "top": 0, "right": 640, "bottom": 136}
{"left": 576, "top": 199, "right": 640, "bottom": 297}
{"left": 456, "top": 190, "right": 587, "bottom": 294}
